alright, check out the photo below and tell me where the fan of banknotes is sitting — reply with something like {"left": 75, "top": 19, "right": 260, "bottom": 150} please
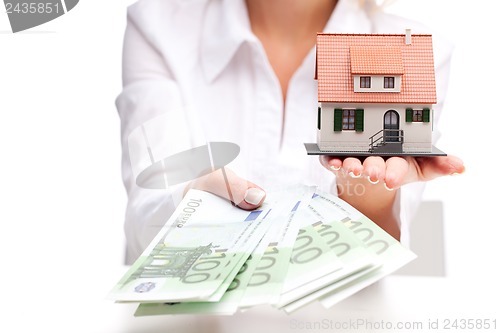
{"left": 107, "top": 185, "right": 416, "bottom": 316}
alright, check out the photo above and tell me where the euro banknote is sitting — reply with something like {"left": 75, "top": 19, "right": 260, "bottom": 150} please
{"left": 309, "top": 192, "right": 417, "bottom": 309}
{"left": 108, "top": 189, "right": 278, "bottom": 302}
{"left": 106, "top": 185, "right": 416, "bottom": 315}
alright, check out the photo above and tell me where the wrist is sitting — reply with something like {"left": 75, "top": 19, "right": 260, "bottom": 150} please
{"left": 336, "top": 174, "right": 400, "bottom": 240}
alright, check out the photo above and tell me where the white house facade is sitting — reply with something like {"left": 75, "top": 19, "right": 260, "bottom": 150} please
{"left": 317, "top": 103, "right": 433, "bottom": 153}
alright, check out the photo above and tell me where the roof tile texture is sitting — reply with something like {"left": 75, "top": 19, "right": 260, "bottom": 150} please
{"left": 350, "top": 46, "right": 404, "bottom": 75}
{"left": 316, "top": 33, "right": 437, "bottom": 104}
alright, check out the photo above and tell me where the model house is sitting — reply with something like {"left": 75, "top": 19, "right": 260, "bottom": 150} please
{"left": 307, "top": 30, "right": 445, "bottom": 156}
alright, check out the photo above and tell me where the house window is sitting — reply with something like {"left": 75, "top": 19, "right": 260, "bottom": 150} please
{"left": 384, "top": 77, "right": 395, "bottom": 89}
{"left": 342, "top": 109, "right": 356, "bottom": 130}
{"left": 406, "top": 108, "right": 431, "bottom": 123}
{"left": 360, "top": 77, "right": 371, "bottom": 88}
{"left": 412, "top": 109, "right": 423, "bottom": 122}
{"left": 335, "top": 108, "right": 364, "bottom": 132}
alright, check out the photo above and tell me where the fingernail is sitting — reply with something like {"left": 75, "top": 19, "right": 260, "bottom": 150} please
{"left": 384, "top": 183, "right": 394, "bottom": 191}
{"left": 451, "top": 167, "right": 465, "bottom": 176}
{"left": 349, "top": 171, "right": 361, "bottom": 178}
{"left": 367, "top": 176, "right": 379, "bottom": 185}
{"left": 449, "top": 157, "right": 465, "bottom": 175}
{"left": 244, "top": 188, "right": 266, "bottom": 205}
{"left": 330, "top": 165, "right": 341, "bottom": 171}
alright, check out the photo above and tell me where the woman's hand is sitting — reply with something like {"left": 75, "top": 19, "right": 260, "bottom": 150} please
{"left": 185, "top": 167, "right": 266, "bottom": 210}
{"left": 320, "top": 155, "right": 465, "bottom": 240}
{"left": 322, "top": 155, "right": 465, "bottom": 190}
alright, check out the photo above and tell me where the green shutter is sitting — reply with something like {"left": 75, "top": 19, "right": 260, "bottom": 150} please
{"left": 423, "top": 108, "right": 430, "bottom": 122}
{"left": 334, "top": 108, "right": 342, "bottom": 132}
{"left": 355, "top": 109, "right": 364, "bottom": 132}
{"left": 317, "top": 107, "right": 321, "bottom": 130}
{"left": 406, "top": 108, "right": 413, "bottom": 122}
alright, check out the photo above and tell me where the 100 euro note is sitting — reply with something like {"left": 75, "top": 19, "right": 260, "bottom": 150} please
{"left": 111, "top": 186, "right": 416, "bottom": 315}
{"left": 278, "top": 198, "right": 382, "bottom": 312}
{"left": 134, "top": 212, "right": 288, "bottom": 316}
{"left": 237, "top": 195, "right": 312, "bottom": 308}
{"left": 135, "top": 216, "right": 291, "bottom": 316}
{"left": 276, "top": 199, "right": 380, "bottom": 310}
{"left": 107, "top": 189, "right": 279, "bottom": 303}
{"left": 309, "top": 191, "right": 417, "bottom": 309}
{"left": 131, "top": 185, "right": 316, "bottom": 315}
{"left": 134, "top": 243, "right": 260, "bottom": 316}
{"left": 275, "top": 208, "right": 345, "bottom": 299}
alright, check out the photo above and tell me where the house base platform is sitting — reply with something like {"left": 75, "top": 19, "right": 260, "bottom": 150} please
{"left": 304, "top": 143, "right": 447, "bottom": 157}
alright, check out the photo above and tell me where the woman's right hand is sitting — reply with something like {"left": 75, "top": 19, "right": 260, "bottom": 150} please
{"left": 185, "top": 168, "right": 266, "bottom": 210}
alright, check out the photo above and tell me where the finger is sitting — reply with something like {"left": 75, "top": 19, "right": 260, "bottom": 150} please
{"left": 188, "top": 168, "right": 266, "bottom": 210}
{"left": 319, "top": 156, "right": 343, "bottom": 172}
{"left": 342, "top": 157, "right": 363, "bottom": 178}
{"left": 362, "top": 156, "right": 386, "bottom": 184}
{"left": 384, "top": 157, "right": 409, "bottom": 190}
{"left": 412, "top": 155, "right": 465, "bottom": 182}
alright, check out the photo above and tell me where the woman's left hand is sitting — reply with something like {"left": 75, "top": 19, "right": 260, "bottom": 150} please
{"left": 321, "top": 155, "right": 465, "bottom": 191}
{"left": 319, "top": 155, "right": 465, "bottom": 240}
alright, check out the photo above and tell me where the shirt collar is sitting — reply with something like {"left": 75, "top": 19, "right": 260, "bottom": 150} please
{"left": 200, "top": 0, "right": 372, "bottom": 83}
{"left": 200, "top": 0, "right": 256, "bottom": 82}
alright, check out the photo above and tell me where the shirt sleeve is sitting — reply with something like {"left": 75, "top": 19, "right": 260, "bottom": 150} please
{"left": 116, "top": 11, "right": 193, "bottom": 263}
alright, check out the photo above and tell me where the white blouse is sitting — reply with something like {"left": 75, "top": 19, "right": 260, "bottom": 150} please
{"left": 117, "top": 0, "right": 453, "bottom": 262}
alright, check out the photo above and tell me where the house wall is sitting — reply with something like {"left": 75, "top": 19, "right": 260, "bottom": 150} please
{"left": 318, "top": 103, "right": 433, "bottom": 152}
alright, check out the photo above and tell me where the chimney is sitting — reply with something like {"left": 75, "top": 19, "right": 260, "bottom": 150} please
{"left": 405, "top": 28, "right": 412, "bottom": 45}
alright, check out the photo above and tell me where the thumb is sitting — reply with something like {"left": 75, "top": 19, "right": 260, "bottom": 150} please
{"left": 186, "top": 168, "right": 266, "bottom": 210}
{"left": 407, "top": 155, "right": 465, "bottom": 183}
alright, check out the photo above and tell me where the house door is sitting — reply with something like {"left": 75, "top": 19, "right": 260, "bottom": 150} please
{"left": 384, "top": 110, "right": 399, "bottom": 142}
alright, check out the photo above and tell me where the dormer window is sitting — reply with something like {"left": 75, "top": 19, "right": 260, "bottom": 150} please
{"left": 360, "top": 77, "right": 371, "bottom": 88}
{"left": 350, "top": 46, "right": 404, "bottom": 93}
{"left": 384, "top": 77, "right": 395, "bottom": 89}
{"left": 354, "top": 75, "right": 401, "bottom": 92}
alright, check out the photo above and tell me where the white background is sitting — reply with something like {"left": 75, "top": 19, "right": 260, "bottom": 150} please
{"left": 1, "top": 1, "right": 499, "bottom": 332}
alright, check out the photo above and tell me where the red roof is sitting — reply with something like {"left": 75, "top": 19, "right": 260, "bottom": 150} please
{"left": 316, "top": 33, "right": 437, "bottom": 104}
